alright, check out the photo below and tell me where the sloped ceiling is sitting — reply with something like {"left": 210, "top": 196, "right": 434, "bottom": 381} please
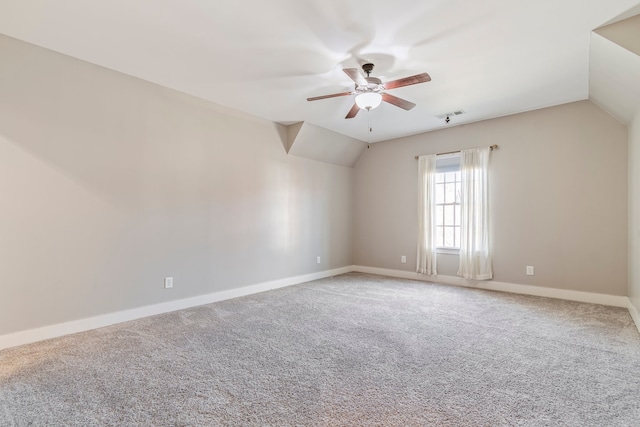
{"left": 590, "top": 15, "right": 640, "bottom": 124}
{"left": 0, "top": 1, "right": 639, "bottom": 142}
{"left": 286, "top": 123, "right": 366, "bottom": 167}
{"left": 596, "top": 13, "right": 640, "bottom": 55}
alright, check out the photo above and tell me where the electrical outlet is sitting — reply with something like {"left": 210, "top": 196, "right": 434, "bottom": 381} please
{"left": 526, "top": 266, "right": 534, "bottom": 276}
{"left": 164, "top": 277, "right": 174, "bottom": 289}
{"left": 401, "top": 255, "right": 407, "bottom": 264}
{"left": 317, "top": 256, "right": 321, "bottom": 264}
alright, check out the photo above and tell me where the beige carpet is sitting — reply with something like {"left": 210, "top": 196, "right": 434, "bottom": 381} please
{"left": 1, "top": 272, "right": 639, "bottom": 426}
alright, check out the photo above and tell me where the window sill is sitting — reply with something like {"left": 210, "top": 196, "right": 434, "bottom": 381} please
{"left": 437, "top": 248, "right": 460, "bottom": 255}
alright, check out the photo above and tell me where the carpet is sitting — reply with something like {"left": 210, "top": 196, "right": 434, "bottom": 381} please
{"left": 1, "top": 272, "right": 639, "bottom": 426}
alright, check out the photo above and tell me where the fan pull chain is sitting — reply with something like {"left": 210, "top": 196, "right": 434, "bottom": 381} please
{"left": 367, "top": 113, "right": 372, "bottom": 149}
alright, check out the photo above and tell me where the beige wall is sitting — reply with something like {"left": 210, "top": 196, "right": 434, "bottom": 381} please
{"left": 629, "top": 108, "right": 640, "bottom": 311}
{"left": 353, "top": 101, "right": 628, "bottom": 296}
{"left": 0, "top": 35, "right": 353, "bottom": 335}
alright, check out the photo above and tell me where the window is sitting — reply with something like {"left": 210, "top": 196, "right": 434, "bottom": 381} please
{"left": 417, "top": 147, "right": 493, "bottom": 279}
{"left": 435, "top": 155, "right": 461, "bottom": 249}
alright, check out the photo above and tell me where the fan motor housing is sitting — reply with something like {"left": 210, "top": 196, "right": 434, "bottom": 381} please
{"left": 358, "top": 77, "right": 382, "bottom": 93}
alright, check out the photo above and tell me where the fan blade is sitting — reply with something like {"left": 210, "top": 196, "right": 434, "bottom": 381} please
{"left": 343, "top": 68, "right": 367, "bottom": 86}
{"left": 382, "top": 93, "right": 416, "bottom": 110}
{"left": 307, "top": 91, "right": 353, "bottom": 101}
{"left": 383, "top": 73, "right": 431, "bottom": 90}
{"left": 345, "top": 103, "right": 360, "bottom": 119}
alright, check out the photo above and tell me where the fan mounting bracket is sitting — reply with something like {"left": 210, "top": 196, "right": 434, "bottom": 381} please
{"left": 362, "top": 63, "right": 375, "bottom": 76}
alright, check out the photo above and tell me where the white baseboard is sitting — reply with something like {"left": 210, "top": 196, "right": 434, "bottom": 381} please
{"left": 0, "top": 266, "right": 352, "bottom": 351}
{"left": 352, "top": 265, "right": 630, "bottom": 308}
{"left": 628, "top": 300, "right": 640, "bottom": 335}
{"left": 2, "top": 265, "right": 636, "bottom": 351}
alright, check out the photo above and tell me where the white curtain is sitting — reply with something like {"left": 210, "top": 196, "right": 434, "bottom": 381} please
{"left": 417, "top": 155, "right": 437, "bottom": 275}
{"left": 458, "top": 147, "right": 493, "bottom": 280}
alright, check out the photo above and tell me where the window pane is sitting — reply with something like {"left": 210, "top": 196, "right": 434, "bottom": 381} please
{"left": 434, "top": 167, "right": 462, "bottom": 249}
{"left": 445, "top": 183, "right": 455, "bottom": 203}
{"left": 435, "top": 205, "right": 444, "bottom": 226}
{"left": 444, "top": 227, "right": 454, "bottom": 247}
{"left": 444, "top": 205, "right": 454, "bottom": 225}
{"left": 435, "top": 183, "right": 444, "bottom": 204}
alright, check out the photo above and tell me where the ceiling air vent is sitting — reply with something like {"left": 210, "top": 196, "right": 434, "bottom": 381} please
{"left": 436, "top": 110, "right": 465, "bottom": 119}
{"left": 437, "top": 110, "right": 465, "bottom": 124}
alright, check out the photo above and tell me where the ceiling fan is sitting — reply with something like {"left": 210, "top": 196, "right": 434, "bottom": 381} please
{"left": 307, "top": 63, "right": 431, "bottom": 119}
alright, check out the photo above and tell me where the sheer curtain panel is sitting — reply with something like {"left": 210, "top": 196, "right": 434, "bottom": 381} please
{"left": 417, "top": 155, "right": 438, "bottom": 275}
{"left": 458, "top": 147, "right": 493, "bottom": 280}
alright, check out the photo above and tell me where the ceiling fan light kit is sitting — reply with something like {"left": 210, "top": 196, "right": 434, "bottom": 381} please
{"left": 307, "top": 63, "right": 431, "bottom": 119}
{"left": 355, "top": 92, "right": 382, "bottom": 110}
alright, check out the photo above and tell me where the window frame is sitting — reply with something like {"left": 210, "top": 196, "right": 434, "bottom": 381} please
{"left": 434, "top": 154, "right": 461, "bottom": 252}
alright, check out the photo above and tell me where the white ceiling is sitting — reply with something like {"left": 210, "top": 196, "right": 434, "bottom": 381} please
{"left": 1, "top": 0, "right": 639, "bottom": 143}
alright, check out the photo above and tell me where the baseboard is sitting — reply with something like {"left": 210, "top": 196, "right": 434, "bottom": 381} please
{"left": 2, "top": 265, "right": 634, "bottom": 351}
{"left": 628, "top": 300, "right": 640, "bottom": 335}
{"left": 351, "top": 265, "right": 629, "bottom": 308}
{"left": 0, "top": 266, "right": 352, "bottom": 351}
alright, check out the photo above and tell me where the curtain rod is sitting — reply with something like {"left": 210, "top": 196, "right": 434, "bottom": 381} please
{"left": 414, "top": 144, "right": 498, "bottom": 160}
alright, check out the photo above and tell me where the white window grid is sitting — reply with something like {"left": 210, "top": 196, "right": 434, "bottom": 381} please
{"left": 435, "top": 171, "right": 461, "bottom": 249}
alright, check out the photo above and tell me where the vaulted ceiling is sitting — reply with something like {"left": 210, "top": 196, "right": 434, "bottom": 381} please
{"left": 1, "top": 0, "right": 639, "bottom": 142}
{"left": 590, "top": 13, "right": 640, "bottom": 123}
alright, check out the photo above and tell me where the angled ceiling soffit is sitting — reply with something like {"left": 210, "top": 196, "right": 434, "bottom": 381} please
{"left": 285, "top": 122, "right": 366, "bottom": 168}
{"left": 589, "top": 14, "right": 640, "bottom": 124}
